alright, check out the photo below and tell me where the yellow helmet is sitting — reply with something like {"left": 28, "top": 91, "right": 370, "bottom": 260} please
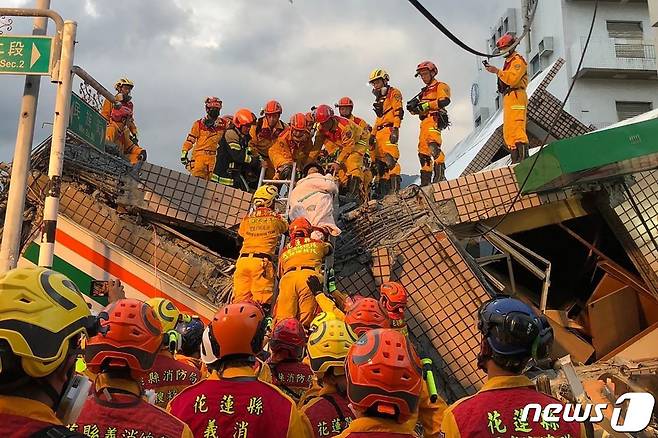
{"left": 146, "top": 297, "right": 180, "bottom": 333}
{"left": 369, "top": 68, "right": 389, "bottom": 83}
{"left": 252, "top": 184, "right": 278, "bottom": 208}
{"left": 307, "top": 320, "right": 358, "bottom": 377}
{"left": 0, "top": 267, "right": 97, "bottom": 378}
{"left": 114, "top": 77, "right": 134, "bottom": 90}
{"left": 309, "top": 311, "right": 338, "bottom": 333}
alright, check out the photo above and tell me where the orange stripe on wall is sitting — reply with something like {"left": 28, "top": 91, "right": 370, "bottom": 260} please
{"left": 55, "top": 228, "right": 209, "bottom": 322}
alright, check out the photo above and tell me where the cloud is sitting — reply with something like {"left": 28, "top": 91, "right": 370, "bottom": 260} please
{"left": 0, "top": 0, "right": 510, "bottom": 174}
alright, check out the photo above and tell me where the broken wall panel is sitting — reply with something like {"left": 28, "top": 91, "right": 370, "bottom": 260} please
{"left": 138, "top": 163, "right": 251, "bottom": 230}
{"left": 611, "top": 170, "right": 658, "bottom": 297}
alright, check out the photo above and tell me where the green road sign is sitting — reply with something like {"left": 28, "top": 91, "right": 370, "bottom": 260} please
{"left": 0, "top": 35, "right": 53, "bottom": 75}
{"left": 68, "top": 93, "right": 107, "bottom": 151}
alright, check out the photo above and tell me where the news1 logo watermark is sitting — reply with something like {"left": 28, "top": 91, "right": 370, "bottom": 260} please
{"left": 521, "top": 393, "right": 655, "bottom": 433}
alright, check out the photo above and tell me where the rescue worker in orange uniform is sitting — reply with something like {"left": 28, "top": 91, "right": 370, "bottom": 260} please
{"left": 212, "top": 108, "right": 260, "bottom": 191}
{"left": 314, "top": 104, "right": 366, "bottom": 203}
{"left": 168, "top": 302, "right": 313, "bottom": 437}
{"left": 344, "top": 296, "right": 447, "bottom": 438}
{"left": 101, "top": 77, "right": 146, "bottom": 164}
{"left": 408, "top": 61, "right": 451, "bottom": 185}
{"left": 181, "top": 97, "right": 227, "bottom": 180}
{"left": 233, "top": 184, "right": 288, "bottom": 306}
{"left": 440, "top": 296, "right": 584, "bottom": 438}
{"left": 274, "top": 217, "right": 332, "bottom": 328}
{"left": 302, "top": 319, "right": 359, "bottom": 438}
{"left": 485, "top": 33, "right": 529, "bottom": 164}
{"left": 142, "top": 298, "right": 201, "bottom": 408}
{"left": 175, "top": 316, "right": 205, "bottom": 372}
{"left": 379, "top": 281, "right": 409, "bottom": 336}
{"left": 369, "top": 69, "right": 403, "bottom": 196}
{"left": 0, "top": 267, "right": 103, "bottom": 437}
{"left": 269, "top": 113, "right": 322, "bottom": 180}
{"left": 74, "top": 299, "right": 193, "bottom": 437}
{"left": 336, "top": 329, "right": 423, "bottom": 437}
{"left": 250, "top": 100, "right": 288, "bottom": 178}
{"left": 267, "top": 318, "right": 314, "bottom": 401}
{"left": 335, "top": 97, "right": 372, "bottom": 202}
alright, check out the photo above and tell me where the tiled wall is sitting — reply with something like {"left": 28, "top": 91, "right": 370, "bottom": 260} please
{"left": 138, "top": 163, "right": 251, "bottom": 229}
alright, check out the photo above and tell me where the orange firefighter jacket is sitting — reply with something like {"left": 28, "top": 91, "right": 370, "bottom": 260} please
{"left": 301, "top": 381, "right": 354, "bottom": 438}
{"left": 249, "top": 117, "right": 288, "bottom": 159}
{"left": 182, "top": 117, "right": 227, "bottom": 154}
{"left": 316, "top": 117, "right": 365, "bottom": 164}
{"left": 371, "top": 87, "right": 403, "bottom": 133}
{"left": 101, "top": 98, "right": 138, "bottom": 136}
{"left": 168, "top": 365, "right": 313, "bottom": 438}
{"left": 269, "top": 360, "right": 314, "bottom": 400}
{"left": 0, "top": 395, "right": 63, "bottom": 437}
{"left": 239, "top": 207, "right": 288, "bottom": 255}
{"left": 269, "top": 127, "right": 322, "bottom": 170}
{"left": 279, "top": 237, "right": 332, "bottom": 274}
{"left": 497, "top": 52, "right": 528, "bottom": 92}
{"left": 73, "top": 374, "right": 193, "bottom": 438}
{"left": 440, "top": 375, "right": 584, "bottom": 438}
{"left": 419, "top": 79, "right": 451, "bottom": 116}
{"left": 140, "top": 350, "right": 202, "bottom": 408}
{"left": 334, "top": 416, "right": 416, "bottom": 437}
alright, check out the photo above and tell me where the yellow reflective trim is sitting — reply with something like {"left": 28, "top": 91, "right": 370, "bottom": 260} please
{"left": 510, "top": 105, "right": 526, "bottom": 110}
{"left": 228, "top": 142, "right": 242, "bottom": 150}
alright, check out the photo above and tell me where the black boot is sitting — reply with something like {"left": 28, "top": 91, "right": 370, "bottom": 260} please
{"left": 510, "top": 148, "right": 520, "bottom": 164}
{"left": 390, "top": 175, "right": 401, "bottom": 193}
{"left": 347, "top": 176, "right": 364, "bottom": 205}
{"left": 379, "top": 179, "right": 391, "bottom": 197}
{"left": 432, "top": 162, "right": 446, "bottom": 183}
{"left": 516, "top": 143, "right": 529, "bottom": 161}
{"left": 420, "top": 171, "right": 432, "bottom": 187}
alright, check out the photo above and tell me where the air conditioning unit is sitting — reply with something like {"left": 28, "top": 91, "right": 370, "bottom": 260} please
{"left": 539, "top": 37, "right": 554, "bottom": 57}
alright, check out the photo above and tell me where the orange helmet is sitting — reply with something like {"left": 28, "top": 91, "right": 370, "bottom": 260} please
{"left": 205, "top": 96, "right": 222, "bottom": 109}
{"left": 415, "top": 60, "right": 438, "bottom": 77}
{"left": 289, "top": 217, "right": 312, "bottom": 239}
{"left": 335, "top": 97, "right": 354, "bottom": 108}
{"left": 344, "top": 298, "right": 390, "bottom": 336}
{"left": 313, "top": 104, "right": 334, "bottom": 124}
{"left": 207, "top": 302, "right": 265, "bottom": 360}
{"left": 233, "top": 109, "right": 256, "bottom": 129}
{"left": 85, "top": 299, "right": 163, "bottom": 379}
{"left": 264, "top": 100, "right": 283, "bottom": 115}
{"left": 345, "top": 328, "right": 423, "bottom": 423}
{"left": 379, "top": 281, "right": 408, "bottom": 321}
{"left": 305, "top": 111, "right": 315, "bottom": 124}
{"left": 289, "top": 112, "right": 310, "bottom": 132}
{"left": 496, "top": 33, "right": 516, "bottom": 50}
{"left": 270, "top": 318, "right": 307, "bottom": 361}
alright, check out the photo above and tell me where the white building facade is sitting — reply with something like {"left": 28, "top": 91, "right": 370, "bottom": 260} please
{"left": 470, "top": 0, "right": 658, "bottom": 130}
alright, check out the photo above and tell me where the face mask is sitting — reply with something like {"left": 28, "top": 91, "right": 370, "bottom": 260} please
{"left": 56, "top": 373, "right": 92, "bottom": 424}
{"left": 207, "top": 108, "right": 220, "bottom": 119}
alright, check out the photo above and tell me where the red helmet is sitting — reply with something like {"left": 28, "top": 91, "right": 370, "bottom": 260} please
{"left": 415, "top": 60, "right": 438, "bottom": 77}
{"left": 335, "top": 97, "right": 354, "bottom": 108}
{"left": 85, "top": 299, "right": 163, "bottom": 379}
{"left": 205, "top": 96, "right": 222, "bottom": 109}
{"left": 379, "top": 281, "right": 408, "bottom": 321}
{"left": 313, "top": 104, "right": 334, "bottom": 124}
{"left": 264, "top": 100, "right": 283, "bottom": 115}
{"left": 289, "top": 217, "right": 312, "bottom": 239}
{"left": 496, "top": 33, "right": 516, "bottom": 50}
{"left": 289, "top": 113, "right": 310, "bottom": 132}
{"left": 207, "top": 302, "right": 266, "bottom": 360}
{"left": 344, "top": 298, "right": 391, "bottom": 336}
{"left": 270, "top": 318, "right": 307, "bottom": 361}
{"left": 233, "top": 109, "right": 256, "bottom": 129}
{"left": 345, "top": 328, "right": 423, "bottom": 423}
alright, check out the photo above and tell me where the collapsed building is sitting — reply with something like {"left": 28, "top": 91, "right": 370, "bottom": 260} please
{"left": 1, "top": 58, "right": 657, "bottom": 432}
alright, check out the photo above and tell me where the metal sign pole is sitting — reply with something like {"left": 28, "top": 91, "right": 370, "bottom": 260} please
{"left": 0, "top": 0, "right": 51, "bottom": 272}
{"left": 38, "top": 20, "right": 76, "bottom": 267}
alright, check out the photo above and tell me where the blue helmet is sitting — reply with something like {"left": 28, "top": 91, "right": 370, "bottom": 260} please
{"left": 175, "top": 316, "right": 205, "bottom": 357}
{"left": 477, "top": 296, "right": 553, "bottom": 367}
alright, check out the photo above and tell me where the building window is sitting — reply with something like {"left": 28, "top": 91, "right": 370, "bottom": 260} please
{"left": 495, "top": 96, "right": 501, "bottom": 110}
{"left": 503, "top": 17, "right": 509, "bottom": 34}
{"left": 530, "top": 54, "right": 542, "bottom": 78}
{"left": 607, "top": 21, "right": 646, "bottom": 58}
{"left": 607, "top": 21, "right": 643, "bottom": 39}
{"left": 475, "top": 116, "right": 482, "bottom": 128}
{"left": 616, "top": 101, "right": 653, "bottom": 121}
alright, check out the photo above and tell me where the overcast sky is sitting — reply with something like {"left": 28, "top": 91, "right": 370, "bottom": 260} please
{"left": 0, "top": 0, "right": 516, "bottom": 175}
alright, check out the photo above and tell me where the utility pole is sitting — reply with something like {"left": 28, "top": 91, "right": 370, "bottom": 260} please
{"left": 0, "top": 0, "right": 51, "bottom": 272}
{"left": 38, "top": 20, "right": 76, "bottom": 268}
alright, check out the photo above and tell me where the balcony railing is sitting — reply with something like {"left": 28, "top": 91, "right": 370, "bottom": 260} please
{"left": 570, "top": 37, "right": 657, "bottom": 77}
